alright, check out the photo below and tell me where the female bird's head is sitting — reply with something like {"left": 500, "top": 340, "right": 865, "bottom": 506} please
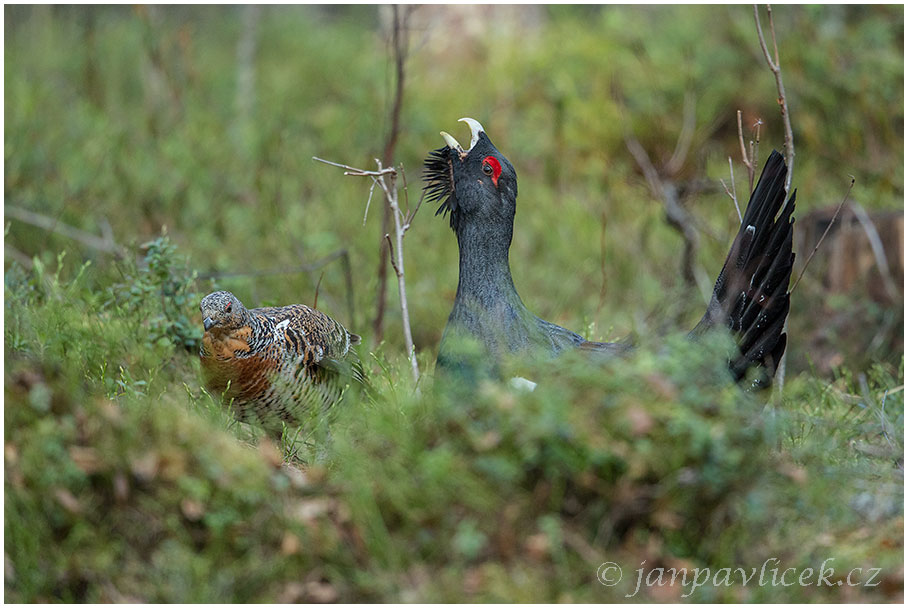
{"left": 200, "top": 290, "right": 248, "bottom": 332}
{"left": 424, "top": 118, "right": 518, "bottom": 233}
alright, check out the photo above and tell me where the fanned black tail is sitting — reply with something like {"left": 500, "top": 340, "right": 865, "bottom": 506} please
{"left": 692, "top": 150, "right": 796, "bottom": 388}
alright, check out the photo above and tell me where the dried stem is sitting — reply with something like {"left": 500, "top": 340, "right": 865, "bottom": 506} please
{"left": 754, "top": 4, "right": 795, "bottom": 398}
{"left": 623, "top": 131, "right": 699, "bottom": 289}
{"left": 314, "top": 156, "right": 421, "bottom": 387}
{"left": 736, "top": 110, "right": 756, "bottom": 194}
{"left": 720, "top": 157, "right": 743, "bottom": 222}
{"left": 754, "top": 4, "right": 794, "bottom": 193}
{"left": 665, "top": 90, "right": 696, "bottom": 176}
{"left": 374, "top": 5, "right": 412, "bottom": 343}
{"left": 5, "top": 205, "right": 128, "bottom": 259}
{"left": 790, "top": 176, "right": 855, "bottom": 293}
{"left": 312, "top": 270, "right": 325, "bottom": 310}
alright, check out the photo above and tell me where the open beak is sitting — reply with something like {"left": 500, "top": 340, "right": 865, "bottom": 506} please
{"left": 440, "top": 117, "right": 485, "bottom": 159}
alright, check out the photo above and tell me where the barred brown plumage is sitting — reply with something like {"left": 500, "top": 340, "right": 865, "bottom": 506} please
{"left": 199, "top": 290, "right": 365, "bottom": 428}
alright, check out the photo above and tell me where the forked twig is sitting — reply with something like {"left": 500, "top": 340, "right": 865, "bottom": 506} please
{"left": 719, "top": 156, "right": 743, "bottom": 222}
{"left": 754, "top": 4, "right": 794, "bottom": 192}
{"left": 314, "top": 155, "right": 421, "bottom": 387}
{"left": 790, "top": 176, "right": 855, "bottom": 293}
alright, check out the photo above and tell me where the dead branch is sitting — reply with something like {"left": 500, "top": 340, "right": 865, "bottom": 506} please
{"left": 790, "top": 176, "right": 854, "bottom": 292}
{"left": 754, "top": 4, "right": 794, "bottom": 193}
{"left": 315, "top": 156, "right": 421, "bottom": 388}
{"left": 623, "top": 132, "right": 699, "bottom": 289}
{"left": 374, "top": 5, "right": 413, "bottom": 343}
{"left": 5, "top": 205, "right": 128, "bottom": 259}
{"left": 719, "top": 156, "right": 743, "bottom": 222}
{"left": 383, "top": 234, "right": 400, "bottom": 276}
{"left": 665, "top": 91, "right": 697, "bottom": 176}
{"left": 312, "top": 270, "right": 325, "bottom": 310}
{"left": 754, "top": 4, "right": 795, "bottom": 398}
{"left": 736, "top": 110, "right": 753, "bottom": 185}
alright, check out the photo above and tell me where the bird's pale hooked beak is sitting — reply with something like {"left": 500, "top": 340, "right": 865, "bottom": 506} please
{"left": 440, "top": 117, "right": 485, "bottom": 159}
{"left": 203, "top": 317, "right": 216, "bottom": 331}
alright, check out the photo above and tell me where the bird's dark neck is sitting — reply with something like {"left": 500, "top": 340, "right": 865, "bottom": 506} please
{"left": 453, "top": 220, "right": 525, "bottom": 311}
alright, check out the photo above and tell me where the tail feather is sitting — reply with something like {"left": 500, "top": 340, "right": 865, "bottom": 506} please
{"left": 693, "top": 150, "right": 796, "bottom": 388}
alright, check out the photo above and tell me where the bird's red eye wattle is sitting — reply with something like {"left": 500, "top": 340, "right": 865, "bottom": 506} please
{"left": 482, "top": 156, "right": 502, "bottom": 186}
{"left": 225, "top": 302, "right": 232, "bottom": 312}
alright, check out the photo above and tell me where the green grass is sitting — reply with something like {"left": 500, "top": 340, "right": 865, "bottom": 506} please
{"left": 4, "top": 5, "right": 904, "bottom": 602}
{"left": 4, "top": 239, "right": 902, "bottom": 602}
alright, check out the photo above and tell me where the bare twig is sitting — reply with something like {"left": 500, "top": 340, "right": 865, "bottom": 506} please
{"left": 737, "top": 111, "right": 753, "bottom": 178}
{"left": 404, "top": 191, "right": 425, "bottom": 228}
{"left": 312, "top": 270, "right": 325, "bottom": 310}
{"left": 754, "top": 4, "right": 794, "bottom": 193}
{"left": 624, "top": 131, "right": 699, "bottom": 289}
{"left": 754, "top": 4, "right": 795, "bottom": 398}
{"left": 315, "top": 156, "right": 421, "bottom": 388}
{"left": 5, "top": 205, "right": 128, "bottom": 258}
{"left": 665, "top": 91, "right": 696, "bottom": 176}
{"left": 363, "top": 178, "right": 377, "bottom": 226}
{"left": 383, "top": 234, "right": 399, "bottom": 275}
{"left": 720, "top": 156, "right": 743, "bottom": 222}
{"left": 374, "top": 5, "right": 412, "bottom": 343}
{"left": 736, "top": 110, "right": 757, "bottom": 194}
{"left": 750, "top": 118, "right": 762, "bottom": 193}
{"left": 790, "top": 176, "right": 855, "bottom": 293}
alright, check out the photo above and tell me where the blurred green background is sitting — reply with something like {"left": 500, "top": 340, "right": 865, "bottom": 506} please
{"left": 5, "top": 5, "right": 904, "bottom": 602}
{"left": 5, "top": 5, "right": 903, "bottom": 367}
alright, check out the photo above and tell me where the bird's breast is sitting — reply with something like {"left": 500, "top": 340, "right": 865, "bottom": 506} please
{"left": 201, "top": 326, "right": 254, "bottom": 360}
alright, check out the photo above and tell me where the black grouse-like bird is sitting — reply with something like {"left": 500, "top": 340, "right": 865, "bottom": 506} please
{"left": 424, "top": 118, "right": 795, "bottom": 387}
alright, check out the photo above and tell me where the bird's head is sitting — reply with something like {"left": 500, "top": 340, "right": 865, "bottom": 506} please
{"left": 424, "top": 118, "right": 518, "bottom": 233}
{"left": 199, "top": 290, "right": 248, "bottom": 332}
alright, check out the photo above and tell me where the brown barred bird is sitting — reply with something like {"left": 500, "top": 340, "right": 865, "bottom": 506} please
{"left": 199, "top": 290, "right": 365, "bottom": 428}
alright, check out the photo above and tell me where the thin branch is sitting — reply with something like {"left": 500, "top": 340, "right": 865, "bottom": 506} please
{"left": 312, "top": 270, "right": 325, "bottom": 309}
{"left": 720, "top": 156, "right": 743, "bottom": 222}
{"left": 754, "top": 4, "right": 794, "bottom": 192}
{"left": 383, "top": 233, "right": 400, "bottom": 276}
{"left": 403, "top": 189, "right": 426, "bottom": 230}
{"left": 316, "top": 156, "right": 421, "bottom": 388}
{"left": 665, "top": 90, "right": 696, "bottom": 176}
{"left": 790, "top": 176, "right": 855, "bottom": 293}
{"left": 374, "top": 4, "right": 411, "bottom": 344}
{"left": 5, "top": 205, "right": 128, "bottom": 258}
{"left": 362, "top": 178, "right": 377, "bottom": 226}
{"left": 623, "top": 130, "right": 699, "bottom": 289}
{"left": 400, "top": 160, "right": 410, "bottom": 217}
{"left": 750, "top": 118, "right": 762, "bottom": 194}
{"left": 736, "top": 110, "right": 756, "bottom": 193}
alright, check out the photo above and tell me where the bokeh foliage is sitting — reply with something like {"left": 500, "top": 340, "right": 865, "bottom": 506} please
{"left": 5, "top": 5, "right": 903, "bottom": 602}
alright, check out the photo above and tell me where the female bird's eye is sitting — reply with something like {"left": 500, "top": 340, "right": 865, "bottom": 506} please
{"left": 225, "top": 302, "right": 232, "bottom": 312}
